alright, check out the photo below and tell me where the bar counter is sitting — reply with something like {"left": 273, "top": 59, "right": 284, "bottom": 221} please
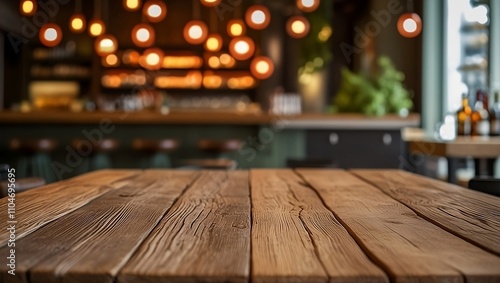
{"left": 0, "top": 110, "right": 420, "bottom": 128}
{"left": 0, "top": 111, "right": 420, "bottom": 175}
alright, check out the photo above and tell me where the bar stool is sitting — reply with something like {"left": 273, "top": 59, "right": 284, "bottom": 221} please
{"left": 132, "top": 139, "right": 179, "bottom": 168}
{"left": 9, "top": 138, "right": 58, "bottom": 183}
{"left": 71, "top": 138, "right": 119, "bottom": 172}
{"left": 183, "top": 139, "right": 242, "bottom": 170}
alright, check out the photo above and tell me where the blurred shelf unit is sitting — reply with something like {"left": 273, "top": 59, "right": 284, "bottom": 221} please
{"left": 99, "top": 49, "right": 256, "bottom": 92}
{"left": 28, "top": 43, "right": 92, "bottom": 97}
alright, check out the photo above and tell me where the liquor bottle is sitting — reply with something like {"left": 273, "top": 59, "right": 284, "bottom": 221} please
{"left": 490, "top": 91, "right": 500, "bottom": 136}
{"left": 471, "top": 89, "right": 490, "bottom": 136}
{"left": 457, "top": 93, "right": 472, "bottom": 136}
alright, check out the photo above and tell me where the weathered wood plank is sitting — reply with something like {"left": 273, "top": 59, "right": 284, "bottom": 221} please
{"left": 297, "top": 169, "right": 500, "bottom": 283}
{"left": 119, "top": 171, "right": 251, "bottom": 283}
{"left": 351, "top": 169, "right": 500, "bottom": 255}
{"left": 0, "top": 169, "right": 139, "bottom": 247}
{"left": 0, "top": 170, "right": 197, "bottom": 283}
{"left": 250, "top": 169, "right": 388, "bottom": 283}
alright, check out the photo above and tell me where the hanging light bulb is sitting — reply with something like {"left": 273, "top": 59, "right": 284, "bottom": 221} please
{"left": 102, "top": 54, "right": 119, "bottom": 66}
{"left": 200, "top": 0, "right": 221, "bottom": 7}
{"left": 89, "top": 19, "right": 106, "bottom": 37}
{"left": 296, "top": 0, "right": 320, "bottom": 13}
{"left": 20, "top": 0, "right": 36, "bottom": 16}
{"left": 245, "top": 5, "right": 271, "bottom": 30}
{"left": 39, "top": 24, "right": 63, "bottom": 47}
{"left": 124, "top": 0, "right": 141, "bottom": 11}
{"left": 229, "top": 36, "right": 255, "bottom": 61}
{"left": 251, "top": 56, "right": 274, "bottom": 80}
{"left": 184, "top": 20, "right": 208, "bottom": 45}
{"left": 70, "top": 14, "right": 86, "bottom": 33}
{"left": 204, "top": 34, "right": 223, "bottom": 52}
{"left": 95, "top": 34, "right": 118, "bottom": 56}
{"left": 131, "top": 23, "right": 155, "bottom": 47}
{"left": 227, "top": 19, "right": 246, "bottom": 37}
{"left": 286, "top": 15, "right": 310, "bottom": 39}
{"left": 140, "top": 48, "right": 164, "bottom": 70}
{"left": 397, "top": 13, "right": 422, "bottom": 38}
{"left": 143, "top": 0, "right": 167, "bottom": 23}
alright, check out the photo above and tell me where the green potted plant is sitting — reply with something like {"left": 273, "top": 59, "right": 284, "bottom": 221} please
{"left": 333, "top": 56, "right": 413, "bottom": 116}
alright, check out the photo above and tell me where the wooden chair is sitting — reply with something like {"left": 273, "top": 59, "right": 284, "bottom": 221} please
{"left": 132, "top": 139, "right": 179, "bottom": 168}
{"left": 9, "top": 138, "right": 58, "bottom": 183}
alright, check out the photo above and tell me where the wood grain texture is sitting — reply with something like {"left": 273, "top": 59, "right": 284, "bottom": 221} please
{"left": 0, "top": 170, "right": 139, "bottom": 247}
{"left": 0, "top": 170, "right": 197, "bottom": 283}
{"left": 297, "top": 169, "right": 500, "bottom": 283}
{"left": 351, "top": 169, "right": 500, "bottom": 255}
{"left": 119, "top": 171, "right": 251, "bottom": 283}
{"left": 251, "top": 169, "right": 388, "bottom": 283}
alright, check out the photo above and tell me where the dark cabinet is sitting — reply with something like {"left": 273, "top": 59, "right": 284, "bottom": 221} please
{"left": 306, "top": 130, "right": 406, "bottom": 169}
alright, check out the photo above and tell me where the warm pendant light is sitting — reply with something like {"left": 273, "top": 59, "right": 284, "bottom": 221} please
{"left": 286, "top": 15, "right": 310, "bottom": 39}
{"left": 200, "top": 0, "right": 221, "bottom": 7}
{"left": 184, "top": 20, "right": 208, "bottom": 45}
{"left": 95, "top": 34, "right": 118, "bottom": 56}
{"left": 251, "top": 56, "right": 274, "bottom": 80}
{"left": 70, "top": 14, "right": 86, "bottom": 33}
{"left": 20, "top": 0, "right": 36, "bottom": 16}
{"left": 229, "top": 36, "right": 255, "bottom": 61}
{"left": 245, "top": 5, "right": 271, "bottom": 30}
{"left": 124, "top": 0, "right": 141, "bottom": 11}
{"left": 140, "top": 48, "right": 164, "bottom": 70}
{"left": 296, "top": 0, "right": 320, "bottom": 13}
{"left": 132, "top": 23, "right": 155, "bottom": 47}
{"left": 39, "top": 24, "right": 63, "bottom": 47}
{"left": 205, "top": 34, "right": 223, "bottom": 52}
{"left": 143, "top": 0, "right": 167, "bottom": 23}
{"left": 397, "top": 13, "right": 422, "bottom": 38}
{"left": 227, "top": 19, "right": 246, "bottom": 37}
{"left": 89, "top": 19, "right": 106, "bottom": 37}
{"left": 69, "top": 0, "right": 86, "bottom": 33}
{"left": 102, "top": 54, "right": 119, "bottom": 67}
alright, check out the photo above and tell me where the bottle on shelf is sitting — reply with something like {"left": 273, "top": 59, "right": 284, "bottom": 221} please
{"left": 490, "top": 91, "right": 500, "bottom": 136}
{"left": 471, "top": 88, "right": 490, "bottom": 136}
{"left": 457, "top": 93, "right": 472, "bottom": 136}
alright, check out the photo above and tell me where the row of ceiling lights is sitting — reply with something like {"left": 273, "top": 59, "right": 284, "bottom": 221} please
{"left": 21, "top": 0, "right": 320, "bottom": 80}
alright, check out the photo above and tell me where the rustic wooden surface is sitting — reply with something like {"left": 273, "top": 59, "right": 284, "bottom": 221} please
{"left": 297, "top": 169, "right": 500, "bottom": 283}
{"left": 0, "top": 170, "right": 197, "bottom": 283}
{"left": 352, "top": 169, "right": 500, "bottom": 256}
{"left": 0, "top": 170, "right": 139, "bottom": 247}
{"left": 1, "top": 169, "right": 499, "bottom": 283}
{"left": 251, "top": 169, "right": 387, "bottom": 283}
{"left": 119, "top": 171, "right": 251, "bottom": 283}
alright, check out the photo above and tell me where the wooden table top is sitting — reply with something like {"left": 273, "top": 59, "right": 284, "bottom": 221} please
{"left": 408, "top": 136, "right": 500, "bottom": 158}
{"left": 1, "top": 169, "right": 499, "bottom": 283}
